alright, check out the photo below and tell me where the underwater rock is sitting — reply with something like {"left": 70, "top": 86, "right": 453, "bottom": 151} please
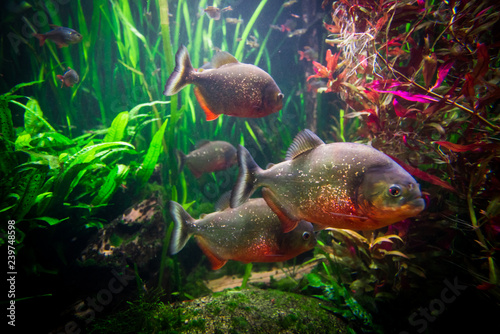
{"left": 79, "top": 191, "right": 167, "bottom": 290}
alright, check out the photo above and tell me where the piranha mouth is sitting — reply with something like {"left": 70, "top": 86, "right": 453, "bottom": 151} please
{"left": 403, "top": 197, "right": 426, "bottom": 215}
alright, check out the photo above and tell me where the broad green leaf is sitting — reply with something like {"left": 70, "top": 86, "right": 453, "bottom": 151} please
{"left": 10, "top": 164, "right": 49, "bottom": 220}
{"left": 91, "top": 164, "right": 130, "bottom": 206}
{"left": 15, "top": 132, "right": 32, "bottom": 150}
{"left": 33, "top": 216, "right": 68, "bottom": 226}
{"left": 9, "top": 100, "right": 56, "bottom": 132}
{"left": 104, "top": 111, "right": 129, "bottom": 143}
{"left": 25, "top": 98, "right": 45, "bottom": 134}
{"left": 65, "top": 142, "right": 135, "bottom": 169}
{"left": 0, "top": 99, "right": 15, "bottom": 143}
{"left": 48, "top": 142, "right": 134, "bottom": 210}
{"left": 137, "top": 118, "right": 168, "bottom": 185}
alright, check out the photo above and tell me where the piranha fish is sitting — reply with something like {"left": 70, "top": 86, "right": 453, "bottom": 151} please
{"left": 33, "top": 25, "right": 82, "bottom": 48}
{"left": 56, "top": 67, "right": 79, "bottom": 88}
{"left": 231, "top": 129, "right": 425, "bottom": 233}
{"left": 163, "top": 45, "right": 284, "bottom": 121}
{"left": 169, "top": 197, "right": 317, "bottom": 270}
{"left": 177, "top": 140, "right": 237, "bottom": 178}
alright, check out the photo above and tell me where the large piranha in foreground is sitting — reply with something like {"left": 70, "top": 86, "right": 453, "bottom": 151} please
{"left": 231, "top": 129, "right": 425, "bottom": 232}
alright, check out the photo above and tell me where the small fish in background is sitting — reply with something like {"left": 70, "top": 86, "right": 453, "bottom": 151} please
{"left": 245, "top": 35, "right": 260, "bottom": 49}
{"left": 56, "top": 67, "right": 79, "bottom": 88}
{"left": 169, "top": 196, "right": 317, "bottom": 270}
{"left": 33, "top": 25, "right": 82, "bottom": 48}
{"left": 164, "top": 45, "right": 283, "bottom": 121}
{"left": 282, "top": 0, "right": 298, "bottom": 8}
{"left": 270, "top": 18, "right": 297, "bottom": 33}
{"left": 177, "top": 140, "right": 237, "bottom": 178}
{"left": 225, "top": 17, "right": 243, "bottom": 24}
{"left": 298, "top": 46, "right": 318, "bottom": 62}
{"left": 204, "top": 6, "right": 232, "bottom": 20}
{"left": 231, "top": 129, "right": 425, "bottom": 233}
{"left": 287, "top": 28, "right": 307, "bottom": 38}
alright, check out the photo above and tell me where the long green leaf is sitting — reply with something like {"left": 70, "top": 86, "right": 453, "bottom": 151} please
{"left": 104, "top": 111, "right": 129, "bottom": 142}
{"left": 235, "top": 0, "right": 269, "bottom": 61}
{"left": 137, "top": 118, "right": 168, "bottom": 185}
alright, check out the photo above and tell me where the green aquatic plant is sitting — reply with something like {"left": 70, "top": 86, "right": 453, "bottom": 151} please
{"left": 305, "top": 271, "right": 377, "bottom": 333}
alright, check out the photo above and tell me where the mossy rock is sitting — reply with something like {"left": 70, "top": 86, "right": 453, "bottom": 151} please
{"left": 154, "top": 288, "right": 351, "bottom": 333}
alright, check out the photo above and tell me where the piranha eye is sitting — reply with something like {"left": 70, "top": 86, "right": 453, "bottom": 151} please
{"left": 388, "top": 185, "right": 402, "bottom": 197}
{"left": 277, "top": 93, "right": 284, "bottom": 101}
{"left": 302, "top": 232, "right": 311, "bottom": 240}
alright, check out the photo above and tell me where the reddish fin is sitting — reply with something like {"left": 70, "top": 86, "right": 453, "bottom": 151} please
{"left": 194, "top": 87, "right": 219, "bottom": 121}
{"left": 262, "top": 187, "right": 299, "bottom": 233}
{"left": 33, "top": 33, "right": 46, "bottom": 46}
{"left": 56, "top": 75, "right": 64, "bottom": 88}
{"left": 195, "top": 237, "right": 227, "bottom": 270}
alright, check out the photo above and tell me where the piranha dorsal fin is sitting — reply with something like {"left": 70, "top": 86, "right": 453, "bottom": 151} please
{"left": 169, "top": 201, "right": 196, "bottom": 255}
{"left": 262, "top": 187, "right": 300, "bottom": 233}
{"left": 231, "top": 146, "right": 263, "bottom": 208}
{"left": 194, "top": 87, "right": 220, "bottom": 121}
{"left": 194, "top": 140, "right": 211, "bottom": 149}
{"left": 210, "top": 50, "right": 239, "bottom": 68}
{"left": 285, "top": 129, "right": 325, "bottom": 160}
{"left": 163, "top": 45, "right": 194, "bottom": 96}
{"left": 195, "top": 236, "right": 228, "bottom": 270}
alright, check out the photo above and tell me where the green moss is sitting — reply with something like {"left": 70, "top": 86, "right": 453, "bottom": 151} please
{"left": 90, "top": 288, "right": 352, "bottom": 334}
{"left": 109, "top": 233, "right": 123, "bottom": 247}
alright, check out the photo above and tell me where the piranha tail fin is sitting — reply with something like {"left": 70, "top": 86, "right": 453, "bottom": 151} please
{"left": 32, "top": 33, "right": 46, "bottom": 46}
{"left": 231, "top": 145, "right": 263, "bottom": 208}
{"left": 163, "top": 45, "right": 194, "bottom": 96}
{"left": 169, "top": 201, "right": 195, "bottom": 255}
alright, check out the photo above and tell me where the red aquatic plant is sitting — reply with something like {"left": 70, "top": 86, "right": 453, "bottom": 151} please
{"left": 309, "top": 0, "right": 500, "bottom": 300}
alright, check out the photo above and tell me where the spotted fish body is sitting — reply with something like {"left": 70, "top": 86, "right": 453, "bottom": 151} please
{"left": 164, "top": 45, "right": 284, "bottom": 121}
{"left": 169, "top": 198, "right": 316, "bottom": 270}
{"left": 231, "top": 129, "right": 425, "bottom": 232}
{"left": 178, "top": 140, "right": 237, "bottom": 178}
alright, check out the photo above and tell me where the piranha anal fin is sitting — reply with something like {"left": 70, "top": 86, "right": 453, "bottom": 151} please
{"left": 195, "top": 236, "right": 228, "bottom": 270}
{"left": 285, "top": 129, "right": 325, "bottom": 160}
{"left": 164, "top": 45, "right": 194, "bottom": 96}
{"left": 231, "top": 145, "right": 263, "bottom": 208}
{"left": 169, "top": 201, "right": 195, "bottom": 254}
{"left": 194, "top": 87, "right": 219, "bottom": 121}
{"left": 262, "top": 187, "right": 300, "bottom": 233}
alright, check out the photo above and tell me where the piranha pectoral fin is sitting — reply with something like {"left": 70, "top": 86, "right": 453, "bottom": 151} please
{"left": 262, "top": 187, "right": 300, "bottom": 233}
{"left": 231, "top": 146, "right": 263, "bottom": 208}
{"left": 195, "top": 237, "right": 228, "bottom": 270}
{"left": 194, "top": 87, "right": 219, "bottom": 121}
